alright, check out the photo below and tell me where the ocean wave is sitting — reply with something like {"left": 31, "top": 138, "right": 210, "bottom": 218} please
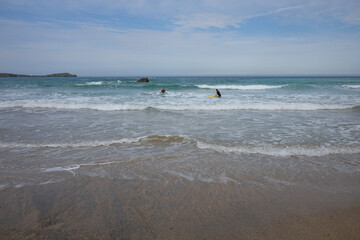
{"left": 2, "top": 135, "right": 359, "bottom": 157}
{"left": 159, "top": 103, "right": 353, "bottom": 111}
{"left": 342, "top": 85, "right": 360, "bottom": 89}
{"left": 43, "top": 165, "right": 82, "bottom": 175}
{"left": 196, "top": 141, "right": 360, "bottom": 157}
{"left": 41, "top": 161, "right": 123, "bottom": 174}
{"left": 0, "top": 101, "right": 355, "bottom": 111}
{"left": 41, "top": 159, "right": 145, "bottom": 176}
{"left": 0, "top": 102, "right": 148, "bottom": 111}
{"left": 0, "top": 138, "right": 143, "bottom": 148}
{"left": 196, "top": 84, "right": 286, "bottom": 90}
{"left": 0, "top": 135, "right": 190, "bottom": 149}
{"left": 76, "top": 81, "right": 105, "bottom": 86}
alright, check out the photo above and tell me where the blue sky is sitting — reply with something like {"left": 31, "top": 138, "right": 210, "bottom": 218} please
{"left": 0, "top": 0, "right": 360, "bottom": 76}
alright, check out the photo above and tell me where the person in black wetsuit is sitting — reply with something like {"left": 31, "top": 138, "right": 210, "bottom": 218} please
{"left": 160, "top": 88, "right": 166, "bottom": 93}
{"left": 216, "top": 89, "right": 221, "bottom": 97}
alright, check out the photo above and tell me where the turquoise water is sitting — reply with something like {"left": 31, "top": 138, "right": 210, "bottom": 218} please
{"left": 1, "top": 76, "right": 359, "bottom": 111}
{"left": 0, "top": 76, "right": 359, "bottom": 189}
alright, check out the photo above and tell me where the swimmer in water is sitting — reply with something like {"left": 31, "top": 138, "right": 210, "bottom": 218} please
{"left": 216, "top": 89, "right": 221, "bottom": 97}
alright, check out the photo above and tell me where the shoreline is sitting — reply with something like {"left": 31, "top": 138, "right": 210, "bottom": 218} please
{"left": 0, "top": 175, "right": 359, "bottom": 240}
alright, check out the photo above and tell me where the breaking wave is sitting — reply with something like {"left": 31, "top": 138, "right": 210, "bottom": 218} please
{"left": 76, "top": 81, "right": 105, "bottom": 86}
{"left": 196, "top": 84, "right": 286, "bottom": 90}
{"left": 0, "top": 135, "right": 190, "bottom": 149}
{"left": 0, "top": 101, "right": 355, "bottom": 111}
{"left": 196, "top": 141, "right": 360, "bottom": 157}
{"left": 342, "top": 85, "right": 360, "bottom": 89}
{"left": 1, "top": 135, "right": 359, "bottom": 157}
{"left": 42, "top": 161, "right": 121, "bottom": 175}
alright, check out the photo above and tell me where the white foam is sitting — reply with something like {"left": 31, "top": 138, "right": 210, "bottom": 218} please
{"left": 196, "top": 84, "right": 286, "bottom": 90}
{"left": 154, "top": 103, "right": 353, "bottom": 111}
{"left": 0, "top": 101, "right": 149, "bottom": 111}
{"left": 14, "top": 182, "right": 26, "bottom": 188}
{"left": 41, "top": 160, "right": 123, "bottom": 175}
{"left": 196, "top": 141, "right": 360, "bottom": 157}
{"left": 219, "top": 172, "right": 238, "bottom": 184}
{"left": 76, "top": 81, "right": 104, "bottom": 86}
{"left": 0, "top": 137, "right": 144, "bottom": 148}
{"left": 43, "top": 165, "right": 81, "bottom": 175}
{"left": 165, "top": 170, "right": 194, "bottom": 181}
{"left": 43, "top": 165, "right": 80, "bottom": 172}
{"left": 0, "top": 135, "right": 190, "bottom": 149}
{"left": 342, "top": 85, "right": 360, "bottom": 89}
{"left": 263, "top": 176, "right": 294, "bottom": 186}
{"left": 1, "top": 101, "right": 353, "bottom": 111}
{"left": 38, "top": 179, "right": 62, "bottom": 185}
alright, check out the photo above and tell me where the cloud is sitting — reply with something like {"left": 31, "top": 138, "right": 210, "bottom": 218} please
{"left": 333, "top": 3, "right": 360, "bottom": 25}
{"left": 1, "top": 0, "right": 360, "bottom": 75}
{"left": 342, "top": 10, "right": 360, "bottom": 25}
{"left": 171, "top": 4, "right": 303, "bottom": 30}
{"left": 268, "top": 5, "right": 303, "bottom": 14}
{"left": 294, "top": 0, "right": 360, "bottom": 26}
{"left": 1, "top": 17, "right": 360, "bottom": 75}
{"left": 173, "top": 13, "right": 241, "bottom": 30}
{"left": 2, "top": 0, "right": 360, "bottom": 28}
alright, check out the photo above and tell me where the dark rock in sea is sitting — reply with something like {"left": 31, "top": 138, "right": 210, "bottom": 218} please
{"left": 137, "top": 77, "right": 149, "bottom": 82}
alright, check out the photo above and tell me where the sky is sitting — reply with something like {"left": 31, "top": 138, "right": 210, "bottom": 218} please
{"left": 0, "top": 0, "right": 360, "bottom": 76}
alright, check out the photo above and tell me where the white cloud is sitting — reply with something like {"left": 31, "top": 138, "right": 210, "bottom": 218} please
{"left": 342, "top": 10, "right": 360, "bottom": 25}
{"left": 1, "top": 0, "right": 360, "bottom": 75}
{"left": 1, "top": 17, "right": 360, "bottom": 75}
{"left": 171, "top": 4, "right": 303, "bottom": 31}
{"left": 3, "top": 0, "right": 360, "bottom": 28}
{"left": 173, "top": 13, "right": 241, "bottom": 30}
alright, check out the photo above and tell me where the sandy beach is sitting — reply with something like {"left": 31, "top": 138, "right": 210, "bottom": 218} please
{"left": 2, "top": 0, "right": 360, "bottom": 237}
{"left": 0, "top": 173, "right": 359, "bottom": 240}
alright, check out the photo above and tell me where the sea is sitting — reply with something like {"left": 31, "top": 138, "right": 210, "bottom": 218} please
{"left": 0, "top": 76, "right": 359, "bottom": 192}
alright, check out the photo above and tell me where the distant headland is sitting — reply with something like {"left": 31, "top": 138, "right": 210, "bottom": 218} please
{"left": 0, "top": 73, "right": 77, "bottom": 77}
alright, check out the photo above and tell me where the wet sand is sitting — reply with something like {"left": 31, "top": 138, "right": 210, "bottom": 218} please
{"left": 0, "top": 175, "right": 359, "bottom": 240}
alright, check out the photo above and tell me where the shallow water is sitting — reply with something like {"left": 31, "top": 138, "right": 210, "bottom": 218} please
{"left": 0, "top": 76, "right": 359, "bottom": 191}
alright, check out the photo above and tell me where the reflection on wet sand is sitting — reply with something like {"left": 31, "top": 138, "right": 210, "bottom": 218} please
{"left": 0, "top": 174, "right": 359, "bottom": 240}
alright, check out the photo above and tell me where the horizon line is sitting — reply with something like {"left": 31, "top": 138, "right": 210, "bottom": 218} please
{"left": 79, "top": 74, "right": 360, "bottom": 78}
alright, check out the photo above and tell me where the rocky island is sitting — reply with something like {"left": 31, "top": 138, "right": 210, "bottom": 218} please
{"left": 137, "top": 77, "right": 149, "bottom": 82}
{"left": 0, "top": 73, "right": 77, "bottom": 77}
